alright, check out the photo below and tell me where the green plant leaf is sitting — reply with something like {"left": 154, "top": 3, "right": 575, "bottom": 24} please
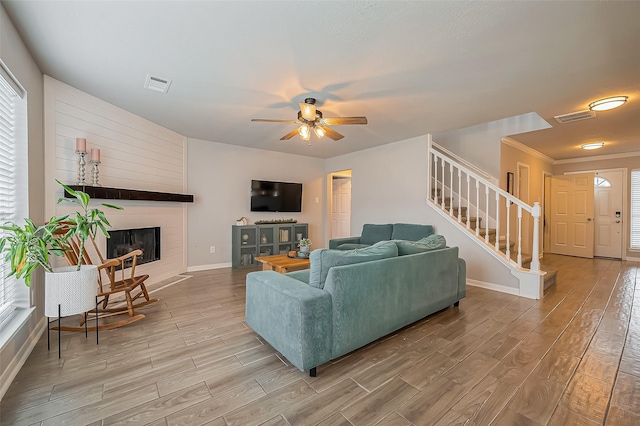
{"left": 102, "top": 203, "right": 123, "bottom": 210}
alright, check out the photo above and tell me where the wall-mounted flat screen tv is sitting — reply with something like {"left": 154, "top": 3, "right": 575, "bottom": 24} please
{"left": 251, "top": 180, "right": 303, "bottom": 212}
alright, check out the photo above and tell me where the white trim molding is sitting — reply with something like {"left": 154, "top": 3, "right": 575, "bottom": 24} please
{"left": 466, "top": 279, "right": 520, "bottom": 296}
{"left": 187, "top": 263, "right": 233, "bottom": 272}
{"left": 554, "top": 150, "right": 640, "bottom": 165}
{"left": 502, "top": 137, "right": 555, "bottom": 164}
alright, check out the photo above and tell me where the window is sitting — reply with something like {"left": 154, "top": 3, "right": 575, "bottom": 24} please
{"left": 0, "top": 64, "right": 27, "bottom": 326}
{"left": 594, "top": 177, "right": 611, "bottom": 188}
{"left": 632, "top": 170, "right": 640, "bottom": 250}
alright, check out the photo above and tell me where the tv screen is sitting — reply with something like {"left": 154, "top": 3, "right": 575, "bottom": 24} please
{"left": 251, "top": 180, "right": 302, "bottom": 212}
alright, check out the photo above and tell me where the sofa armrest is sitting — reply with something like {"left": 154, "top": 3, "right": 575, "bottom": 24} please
{"left": 329, "top": 236, "right": 361, "bottom": 249}
{"left": 245, "top": 271, "right": 332, "bottom": 372}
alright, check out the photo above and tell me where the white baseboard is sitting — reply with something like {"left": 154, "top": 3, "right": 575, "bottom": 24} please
{"left": 466, "top": 279, "right": 521, "bottom": 296}
{"left": 0, "top": 315, "right": 46, "bottom": 400}
{"left": 625, "top": 256, "right": 640, "bottom": 263}
{"left": 187, "top": 262, "right": 232, "bottom": 272}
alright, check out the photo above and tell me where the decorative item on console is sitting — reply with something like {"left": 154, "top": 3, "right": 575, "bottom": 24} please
{"left": 254, "top": 218, "right": 297, "bottom": 224}
{"left": 236, "top": 216, "right": 249, "bottom": 226}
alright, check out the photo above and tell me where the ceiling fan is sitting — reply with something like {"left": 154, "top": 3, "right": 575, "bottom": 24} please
{"left": 251, "top": 98, "right": 367, "bottom": 142}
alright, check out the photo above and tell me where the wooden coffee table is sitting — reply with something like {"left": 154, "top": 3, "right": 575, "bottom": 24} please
{"left": 255, "top": 254, "right": 310, "bottom": 274}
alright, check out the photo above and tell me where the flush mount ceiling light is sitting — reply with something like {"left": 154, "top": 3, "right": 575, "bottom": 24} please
{"left": 581, "top": 142, "right": 605, "bottom": 150}
{"left": 588, "top": 96, "right": 628, "bottom": 111}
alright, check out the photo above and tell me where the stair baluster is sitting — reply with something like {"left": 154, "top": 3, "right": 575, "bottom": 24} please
{"left": 475, "top": 180, "right": 480, "bottom": 237}
{"left": 517, "top": 206, "right": 523, "bottom": 267}
{"left": 485, "top": 186, "right": 490, "bottom": 244}
{"left": 505, "top": 198, "right": 511, "bottom": 261}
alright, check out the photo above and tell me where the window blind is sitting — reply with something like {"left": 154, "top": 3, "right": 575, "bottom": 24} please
{"left": 0, "top": 71, "right": 18, "bottom": 325}
{"left": 631, "top": 170, "right": 640, "bottom": 250}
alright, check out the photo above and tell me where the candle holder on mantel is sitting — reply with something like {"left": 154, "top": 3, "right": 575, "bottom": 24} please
{"left": 76, "top": 150, "right": 87, "bottom": 185}
{"left": 90, "top": 160, "right": 101, "bottom": 187}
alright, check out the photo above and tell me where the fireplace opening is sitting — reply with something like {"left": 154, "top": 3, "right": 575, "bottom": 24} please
{"left": 106, "top": 227, "right": 160, "bottom": 269}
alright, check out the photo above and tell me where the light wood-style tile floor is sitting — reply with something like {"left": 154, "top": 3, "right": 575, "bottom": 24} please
{"left": 1, "top": 254, "right": 639, "bottom": 425}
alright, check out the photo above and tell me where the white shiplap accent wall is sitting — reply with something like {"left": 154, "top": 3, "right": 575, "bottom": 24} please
{"left": 43, "top": 76, "right": 188, "bottom": 284}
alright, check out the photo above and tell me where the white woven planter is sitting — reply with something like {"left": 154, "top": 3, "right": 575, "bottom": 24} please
{"left": 300, "top": 246, "right": 310, "bottom": 253}
{"left": 45, "top": 265, "right": 98, "bottom": 317}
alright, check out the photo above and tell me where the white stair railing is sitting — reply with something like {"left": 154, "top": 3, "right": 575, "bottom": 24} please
{"left": 427, "top": 135, "right": 540, "bottom": 272}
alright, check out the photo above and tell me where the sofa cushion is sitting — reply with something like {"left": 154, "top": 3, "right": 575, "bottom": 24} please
{"left": 308, "top": 241, "right": 398, "bottom": 289}
{"left": 360, "top": 224, "right": 394, "bottom": 245}
{"left": 336, "top": 243, "right": 371, "bottom": 250}
{"left": 393, "top": 234, "right": 447, "bottom": 255}
{"left": 391, "top": 223, "right": 434, "bottom": 241}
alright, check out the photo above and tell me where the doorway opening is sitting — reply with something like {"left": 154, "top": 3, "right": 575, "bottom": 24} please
{"left": 328, "top": 170, "right": 352, "bottom": 240}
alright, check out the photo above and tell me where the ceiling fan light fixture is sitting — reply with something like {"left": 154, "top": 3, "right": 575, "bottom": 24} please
{"left": 300, "top": 99, "right": 317, "bottom": 121}
{"left": 299, "top": 124, "right": 310, "bottom": 141}
{"left": 588, "top": 96, "right": 628, "bottom": 111}
{"left": 314, "top": 126, "right": 326, "bottom": 139}
{"left": 581, "top": 142, "right": 605, "bottom": 150}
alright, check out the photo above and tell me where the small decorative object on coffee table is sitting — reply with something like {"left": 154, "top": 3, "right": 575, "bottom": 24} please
{"left": 299, "top": 238, "right": 312, "bottom": 253}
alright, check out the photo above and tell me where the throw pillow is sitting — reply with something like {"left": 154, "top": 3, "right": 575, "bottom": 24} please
{"left": 308, "top": 241, "right": 398, "bottom": 289}
{"left": 336, "top": 243, "right": 371, "bottom": 250}
{"left": 360, "top": 224, "right": 393, "bottom": 245}
{"left": 393, "top": 234, "right": 447, "bottom": 255}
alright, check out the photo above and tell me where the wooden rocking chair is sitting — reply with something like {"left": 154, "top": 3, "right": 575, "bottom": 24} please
{"left": 53, "top": 226, "right": 158, "bottom": 332}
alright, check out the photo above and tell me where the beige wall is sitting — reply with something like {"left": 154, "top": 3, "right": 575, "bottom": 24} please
{"left": 0, "top": 4, "right": 45, "bottom": 398}
{"left": 500, "top": 140, "right": 554, "bottom": 254}
{"left": 553, "top": 155, "right": 640, "bottom": 260}
{"left": 186, "top": 139, "right": 325, "bottom": 269}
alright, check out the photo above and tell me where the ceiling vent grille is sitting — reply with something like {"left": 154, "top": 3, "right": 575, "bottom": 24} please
{"left": 144, "top": 74, "right": 171, "bottom": 93}
{"left": 554, "top": 109, "right": 596, "bottom": 124}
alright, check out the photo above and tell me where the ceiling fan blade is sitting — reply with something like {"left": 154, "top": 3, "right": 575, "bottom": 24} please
{"left": 322, "top": 126, "right": 344, "bottom": 141}
{"left": 280, "top": 128, "right": 300, "bottom": 140}
{"left": 299, "top": 102, "right": 316, "bottom": 121}
{"left": 251, "top": 119, "right": 298, "bottom": 123}
{"left": 323, "top": 117, "right": 368, "bottom": 125}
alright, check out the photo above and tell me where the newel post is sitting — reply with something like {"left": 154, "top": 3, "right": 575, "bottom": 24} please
{"left": 530, "top": 202, "right": 541, "bottom": 272}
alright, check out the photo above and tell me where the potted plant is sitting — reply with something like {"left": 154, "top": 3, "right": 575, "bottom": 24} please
{"left": 298, "top": 238, "right": 312, "bottom": 253}
{"left": 0, "top": 180, "right": 122, "bottom": 316}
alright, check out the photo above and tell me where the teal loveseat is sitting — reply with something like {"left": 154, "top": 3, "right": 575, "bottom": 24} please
{"left": 329, "top": 223, "right": 434, "bottom": 250}
{"left": 245, "top": 240, "right": 466, "bottom": 376}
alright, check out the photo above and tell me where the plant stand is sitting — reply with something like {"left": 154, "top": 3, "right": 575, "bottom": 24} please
{"left": 45, "top": 265, "right": 99, "bottom": 358}
{"left": 47, "top": 297, "right": 100, "bottom": 358}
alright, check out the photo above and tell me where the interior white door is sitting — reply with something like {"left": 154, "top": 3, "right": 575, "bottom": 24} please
{"left": 594, "top": 171, "right": 623, "bottom": 258}
{"left": 331, "top": 178, "right": 351, "bottom": 239}
{"left": 549, "top": 172, "right": 595, "bottom": 258}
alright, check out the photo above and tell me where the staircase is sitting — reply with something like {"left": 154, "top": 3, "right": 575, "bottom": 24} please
{"left": 427, "top": 136, "right": 553, "bottom": 299}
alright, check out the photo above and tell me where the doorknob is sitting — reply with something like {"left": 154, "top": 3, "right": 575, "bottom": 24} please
{"left": 616, "top": 220, "right": 621, "bottom": 223}
{"left": 587, "top": 218, "right": 593, "bottom": 221}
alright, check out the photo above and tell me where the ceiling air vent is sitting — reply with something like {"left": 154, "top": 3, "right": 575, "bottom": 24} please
{"left": 144, "top": 74, "right": 172, "bottom": 93}
{"left": 554, "top": 109, "right": 596, "bottom": 124}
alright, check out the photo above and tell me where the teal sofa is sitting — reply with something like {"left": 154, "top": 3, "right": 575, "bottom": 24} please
{"left": 245, "top": 240, "right": 466, "bottom": 376}
{"left": 329, "top": 223, "right": 434, "bottom": 250}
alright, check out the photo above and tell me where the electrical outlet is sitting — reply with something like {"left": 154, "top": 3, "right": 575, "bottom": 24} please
{"left": 210, "top": 246, "right": 216, "bottom": 253}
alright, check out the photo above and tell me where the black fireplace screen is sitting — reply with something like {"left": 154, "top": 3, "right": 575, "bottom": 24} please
{"left": 106, "top": 227, "right": 160, "bottom": 269}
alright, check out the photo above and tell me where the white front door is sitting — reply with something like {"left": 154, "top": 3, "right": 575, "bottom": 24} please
{"left": 331, "top": 177, "right": 351, "bottom": 239}
{"left": 549, "top": 172, "right": 595, "bottom": 258}
{"left": 594, "top": 171, "right": 623, "bottom": 258}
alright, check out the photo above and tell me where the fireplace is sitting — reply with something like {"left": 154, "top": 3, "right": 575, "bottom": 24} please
{"left": 106, "top": 227, "right": 161, "bottom": 269}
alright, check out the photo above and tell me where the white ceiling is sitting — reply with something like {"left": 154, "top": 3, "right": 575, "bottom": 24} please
{"left": 3, "top": 1, "right": 640, "bottom": 160}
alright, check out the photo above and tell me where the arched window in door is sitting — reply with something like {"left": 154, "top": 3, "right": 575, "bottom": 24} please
{"left": 594, "top": 177, "right": 611, "bottom": 187}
